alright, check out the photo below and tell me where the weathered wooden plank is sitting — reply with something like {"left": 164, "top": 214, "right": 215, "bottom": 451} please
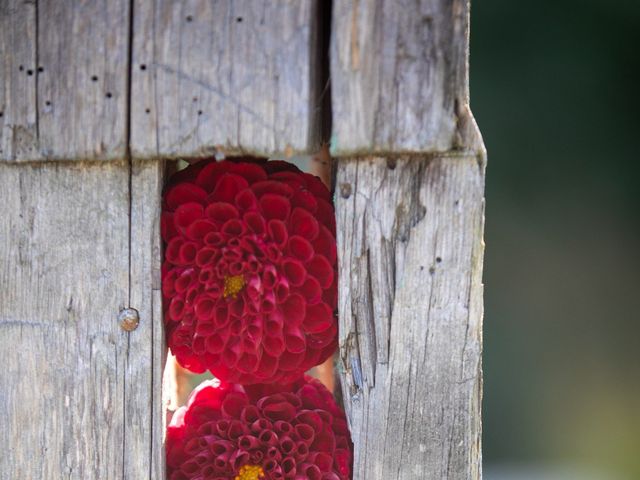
{"left": 331, "top": 0, "right": 477, "bottom": 154}
{"left": 336, "top": 154, "right": 484, "bottom": 479}
{"left": 0, "top": 162, "right": 129, "bottom": 478}
{"left": 126, "top": 159, "right": 165, "bottom": 478}
{"left": 0, "top": 0, "right": 130, "bottom": 162}
{"left": 130, "top": 0, "right": 321, "bottom": 159}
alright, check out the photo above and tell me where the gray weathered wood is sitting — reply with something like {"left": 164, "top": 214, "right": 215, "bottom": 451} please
{"left": 332, "top": 1, "right": 485, "bottom": 478}
{"left": 126, "top": 159, "right": 166, "bottom": 478}
{"left": 0, "top": 162, "right": 129, "bottom": 477}
{"left": 0, "top": 160, "right": 165, "bottom": 478}
{"left": 331, "top": 0, "right": 478, "bottom": 155}
{"left": 130, "top": 0, "right": 321, "bottom": 159}
{"left": 336, "top": 155, "right": 484, "bottom": 479}
{"left": 0, "top": 0, "right": 130, "bottom": 162}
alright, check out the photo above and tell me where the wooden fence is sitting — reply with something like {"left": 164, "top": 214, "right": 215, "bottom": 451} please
{"left": 0, "top": 1, "right": 485, "bottom": 478}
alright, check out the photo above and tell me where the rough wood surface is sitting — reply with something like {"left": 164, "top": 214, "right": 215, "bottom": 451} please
{"left": 0, "top": 163, "right": 129, "bottom": 477}
{"left": 0, "top": 0, "right": 130, "bottom": 162}
{"left": 0, "top": 160, "right": 165, "bottom": 478}
{"left": 330, "top": 0, "right": 479, "bottom": 155}
{"left": 336, "top": 154, "right": 484, "bottom": 479}
{"left": 130, "top": 0, "right": 321, "bottom": 159}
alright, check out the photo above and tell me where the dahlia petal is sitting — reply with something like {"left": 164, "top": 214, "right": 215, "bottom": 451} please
{"left": 275, "top": 280, "right": 290, "bottom": 303}
{"left": 166, "top": 183, "right": 208, "bottom": 209}
{"left": 269, "top": 170, "right": 306, "bottom": 186}
{"left": 267, "top": 219, "right": 288, "bottom": 247}
{"left": 243, "top": 211, "right": 266, "bottom": 235}
{"left": 300, "top": 463, "right": 322, "bottom": 480}
{"left": 237, "top": 353, "right": 260, "bottom": 373}
{"left": 186, "top": 219, "right": 217, "bottom": 241}
{"left": 240, "top": 405, "right": 261, "bottom": 423}
{"left": 221, "top": 393, "right": 248, "bottom": 419}
{"left": 194, "top": 295, "right": 216, "bottom": 320}
{"left": 307, "top": 255, "right": 334, "bottom": 288}
{"left": 287, "top": 235, "right": 314, "bottom": 262}
{"left": 281, "top": 294, "right": 306, "bottom": 325}
{"left": 178, "top": 242, "right": 198, "bottom": 265}
{"left": 205, "top": 202, "right": 239, "bottom": 223}
{"left": 174, "top": 202, "right": 205, "bottom": 233}
{"left": 263, "top": 334, "right": 286, "bottom": 357}
{"left": 278, "top": 350, "right": 306, "bottom": 371}
{"left": 252, "top": 180, "right": 294, "bottom": 198}
{"left": 229, "top": 162, "right": 268, "bottom": 183}
{"left": 295, "top": 423, "right": 315, "bottom": 445}
{"left": 205, "top": 334, "right": 226, "bottom": 354}
{"left": 304, "top": 303, "right": 334, "bottom": 334}
{"left": 274, "top": 420, "right": 293, "bottom": 436}
{"left": 282, "top": 259, "right": 306, "bottom": 286}
{"left": 195, "top": 161, "right": 228, "bottom": 191}
{"left": 255, "top": 352, "right": 279, "bottom": 380}
{"left": 161, "top": 212, "right": 179, "bottom": 241}
{"left": 315, "top": 199, "right": 336, "bottom": 234}
{"left": 312, "top": 224, "right": 337, "bottom": 265}
{"left": 280, "top": 436, "right": 296, "bottom": 456}
{"left": 260, "top": 193, "right": 292, "bottom": 221}
{"left": 284, "top": 326, "right": 307, "bottom": 354}
{"left": 291, "top": 188, "right": 318, "bottom": 212}
{"left": 282, "top": 456, "right": 297, "bottom": 477}
{"left": 302, "top": 173, "right": 332, "bottom": 201}
{"left": 289, "top": 207, "right": 320, "bottom": 240}
{"left": 212, "top": 173, "right": 249, "bottom": 203}
{"left": 298, "top": 277, "right": 322, "bottom": 303}
{"left": 234, "top": 188, "right": 258, "bottom": 211}
{"left": 165, "top": 237, "right": 184, "bottom": 264}
{"left": 221, "top": 218, "right": 245, "bottom": 236}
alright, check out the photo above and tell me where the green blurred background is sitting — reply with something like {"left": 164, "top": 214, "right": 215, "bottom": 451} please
{"left": 471, "top": 0, "right": 640, "bottom": 478}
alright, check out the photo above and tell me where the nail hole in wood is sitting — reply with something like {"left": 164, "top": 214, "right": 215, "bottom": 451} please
{"left": 91, "top": 75, "right": 98, "bottom": 82}
{"left": 197, "top": 110, "right": 203, "bottom": 116}
{"left": 19, "top": 65, "right": 24, "bottom": 71}
{"left": 387, "top": 158, "right": 397, "bottom": 170}
{"left": 186, "top": 15, "right": 193, "bottom": 22}
{"left": 140, "top": 64, "right": 146, "bottom": 71}
{"left": 436, "top": 257, "right": 442, "bottom": 263}
{"left": 0, "top": 112, "right": 3, "bottom": 118}
{"left": 192, "top": 97, "right": 198, "bottom": 102}
{"left": 27, "top": 69, "right": 33, "bottom": 76}
{"left": 106, "top": 92, "right": 113, "bottom": 98}
{"left": 339, "top": 183, "right": 352, "bottom": 199}
{"left": 145, "top": 108, "right": 150, "bottom": 114}
{"left": 45, "top": 101, "right": 51, "bottom": 106}
{"left": 236, "top": 16, "right": 243, "bottom": 23}
{"left": 38, "top": 66, "right": 44, "bottom": 73}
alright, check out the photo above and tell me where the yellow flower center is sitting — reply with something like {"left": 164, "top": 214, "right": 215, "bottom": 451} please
{"left": 223, "top": 274, "right": 246, "bottom": 298}
{"left": 234, "top": 464, "right": 265, "bottom": 480}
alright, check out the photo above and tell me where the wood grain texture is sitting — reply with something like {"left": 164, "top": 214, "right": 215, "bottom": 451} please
{"left": 0, "top": 162, "right": 129, "bottom": 477}
{"left": 130, "top": 0, "right": 321, "bottom": 159}
{"left": 335, "top": 154, "right": 484, "bottom": 479}
{"left": 0, "top": 0, "right": 130, "bottom": 162}
{"left": 330, "top": 0, "right": 479, "bottom": 155}
{"left": 126, "top": 159, "right": 166, "bottom": 478}
{"left": 0, "top": 160, "right": 165, "bottom": 478}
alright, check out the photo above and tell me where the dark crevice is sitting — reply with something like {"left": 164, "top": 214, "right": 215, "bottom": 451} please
{"left": 34, "top": 0, "right": 40, "bottom": 143}
{"left": 310, "top": 0, "right": 333, "bottom": 150}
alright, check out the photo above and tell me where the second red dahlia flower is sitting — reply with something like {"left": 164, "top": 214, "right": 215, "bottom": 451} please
{"left": 162, "top": 158, "right": 337, "bottom": 384}
{"left": 167, "top": 376, "right": 352, "bottom": 480}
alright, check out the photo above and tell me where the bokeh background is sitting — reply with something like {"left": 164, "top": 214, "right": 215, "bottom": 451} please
{"left": 471, "top": 1, "right": 640, "bottom": 479}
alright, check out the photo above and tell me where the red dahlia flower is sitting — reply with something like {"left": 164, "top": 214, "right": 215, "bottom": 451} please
{"left": 162, "top": 158, "right": 338, "bottom": 384}
{"left": 167, "top": 376, "right": 352, "bottom": 480}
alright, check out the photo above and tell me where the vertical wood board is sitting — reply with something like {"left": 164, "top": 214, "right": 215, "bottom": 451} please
{"left": 330, "top": 0, "right": 476, "bottom": 154}
{"left": 131, "top": 0, "right": 321, "bottom": 159}
{"left": 0, "top": 0, "right": 130, "bottom": 162}
{"left": 335, "top": 155, "right": 484, "bottom": 479}
{"left": 0, "top": 162, "right": 129, "bottom": 478}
